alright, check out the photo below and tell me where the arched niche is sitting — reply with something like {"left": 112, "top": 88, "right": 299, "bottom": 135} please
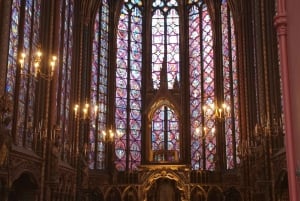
{"left": 105, "top": 187, "right": 121, "bottom": 201}
{"left": 123, "top": 186, "right": 138, "bottom": 201}
{"left": 224, "top": 187, "right": 242, "bottom": 201}
{"left": 142, "top": 169, "right": 188, "bottom": 201}
{"left": 190, "top": 186, "right": 206, "bottom": 201}
{"left": 147, "top": 178, "right": 181, "bottom": 201}
{"left": 8, "top": 172, "right": 38, "bottom": 201}
{"left": 207, "top": 186, "right": 223, "bottom": 201}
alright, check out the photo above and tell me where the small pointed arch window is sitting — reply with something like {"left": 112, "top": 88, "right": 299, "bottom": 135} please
{"left": 150, "top": 103, "right": 180, "bottom": 162}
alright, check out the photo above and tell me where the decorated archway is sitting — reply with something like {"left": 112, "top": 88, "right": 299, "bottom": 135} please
{"left": 141, "top": 168, "right": 189, "bottom": 201}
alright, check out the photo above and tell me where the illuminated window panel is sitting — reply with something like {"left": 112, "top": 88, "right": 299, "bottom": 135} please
{"left": 151, "top": 0, "right": 179, "bottom": 89}
{"left": 90, "top": 0, "right": 109, "bottom": 169}
{"left": 221, "top": 0, "right": 239, "bottom": 169}
{"left": 115, "top": 1, "right": 142, "bottom": 171}
{"left": 59, "top": 0, "right": 74, "bottom": 162}
{"left": 189, "top": 1, "right": 216, "bottom": 171}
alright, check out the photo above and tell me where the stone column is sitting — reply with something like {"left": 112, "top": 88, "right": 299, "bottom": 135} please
{"left": 274, "top": 0, "right": 299, "bottom": 200}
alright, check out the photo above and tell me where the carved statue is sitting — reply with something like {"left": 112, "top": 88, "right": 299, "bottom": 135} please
{"left": 0, "top": 127, "right": 11, "bottom": 167}
{"left": 51, "top": 139, "right": 60, "bottom": 182}
{"left": 81, "top": 154, "right": 89, "bottom": 189}
{"left": 0, "top": 94, "right": 12, "bottom": 167}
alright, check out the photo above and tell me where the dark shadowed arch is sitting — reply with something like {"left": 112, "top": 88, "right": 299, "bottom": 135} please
{"left": 8, "top": 172, "right": 38, "bottom": 201}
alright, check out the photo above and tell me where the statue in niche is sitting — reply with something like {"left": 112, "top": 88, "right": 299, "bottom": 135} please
{"left": 51, "top": 138, "right": 61, "bottom": 182}
{"left": 254, "top": 134, "right": 265, "bottom": 180}
{"left": 0, "top": 94, "right": 12, "bottom": 167}
{"left": 81, "top": 153, "right": 89, "bottom": 189}
{"left": 0, "top": 123, "right": 11, "bottom": 167}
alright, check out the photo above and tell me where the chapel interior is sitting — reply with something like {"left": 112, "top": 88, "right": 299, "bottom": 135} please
{"left": 0, "top": 0, "right": 299, "bottom": 201}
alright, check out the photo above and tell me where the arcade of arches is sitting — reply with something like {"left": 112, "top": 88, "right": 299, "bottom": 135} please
{"left": 0, "top": 0, "right": 299, "bottom": 201}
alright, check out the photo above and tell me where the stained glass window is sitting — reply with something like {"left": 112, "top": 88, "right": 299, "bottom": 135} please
{"left": 152, "top": 0, "right": 180, "bottom": 89}
{"left": 221, "top": 0, "right": 239, "bottom": 169}
{"left": 189, "top": 0, "right": 239, "bottom": 170}
{"left": 89, "top": 0, "right": 109, "bottom": 169}
{"left": 58, "top": 0, "right": 74, "bottom": 162}
{"left": 189, "top": 1, "right": 216, "bottom": 170}
{"left": 6, "top": 0, "right": 41, "bottom": 148}
{"left": 6, "top": 0, "right": 21, "bottom": 118}
{"left": 151, "top": 105, "right": 179, "bottom": 162}
{"left": 115, "top": 0, "right": 143, "bottom": 171}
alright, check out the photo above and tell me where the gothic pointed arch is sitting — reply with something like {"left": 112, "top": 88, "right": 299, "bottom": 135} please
{"left": 122, "top": 186, "right": 138, "bottom": 201}
{"left": 146, "top": 99, "right": 181, "bottom": 163}
{"left": 190, "top": 186, "right": 207, "bottom": 201}
{"left": 105, "top": 187, "right": 122, "bottom": 201}
{"left": 207, "top": 186, "right": 223, "bottom": 201}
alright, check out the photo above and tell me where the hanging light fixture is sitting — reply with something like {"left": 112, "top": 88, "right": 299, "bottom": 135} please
{"left": 19, "top": 48, "right": 57, "bottom": 79}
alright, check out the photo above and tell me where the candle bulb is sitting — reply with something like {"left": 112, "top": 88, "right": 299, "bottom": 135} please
{"left": 36, "top": 50, "right": 42, "bottom": 58}
{"left": 203, "top": 127, "right": 207, "bottom": 135}
{"left": 222, "top": 103, "right": 227, "bottom": 116}
{"left": 50, "top": 60, "right": 55, "bottom": 75}
{"left": 211, "top": 127, "right": 216, "bottom": 136}
{"left": 94, "top": 105, "right": 98, "bottom": 118}
{"left": 226, "top": 106, "right": 230, "bottom": 117}
{"left": 218, "top": 108, "right": 222, "bottom": 118}
{"left": 74, "top": 104, "right": 79, "bottom": 116}
{"left": 52, "top": 55, "right": 57, "bottom": 63}
{"left": 83, "top": 108, "right": 87, "bottom": 119}
{"left": 19, "top": 52, "right": 26, "bottom": 68}
{"left": 34, "top": 61, "right": 39, "bottom": 77}
{"left": 109, "top": 129, "right": 114, "bottom": 140}
{"left": 102, "top": 131, "right": 106, "bottom": 140}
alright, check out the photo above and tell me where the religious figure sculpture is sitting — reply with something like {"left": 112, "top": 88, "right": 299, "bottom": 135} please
{"left": 0, "top": 125, "right": 11, "bottom": 167}
{"left": 81, "top": 153, "right": 89, "bottom": 189}
{"left": 0, "top": 94, "right": 12, "bottom": 168}
{"left": 51, "top": 139, "right": 61, "bottom": 182}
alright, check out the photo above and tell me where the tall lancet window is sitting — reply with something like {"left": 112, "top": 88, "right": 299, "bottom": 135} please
{"left": 152, "top": 0, "right": 180, "bottom": 89}
{"left": 221, "top": 0, "right": 239, "bottom": 169}
{"left": 189, "top": 0, "right": 216, "bottom": 170}
{"left": 189, "top": 0, "right": 240, "bottom": 170}
{"left": 89, "top": 0, "right": 109, "bottom": 169}
{"left": 115, "top": 0, "right": 143, "bottom": 171}
{"left": 6, "top": 0, "right": 41, "bottom": 148}
{"left": 58, "top": 0, "right": 74, "bottom": 162}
